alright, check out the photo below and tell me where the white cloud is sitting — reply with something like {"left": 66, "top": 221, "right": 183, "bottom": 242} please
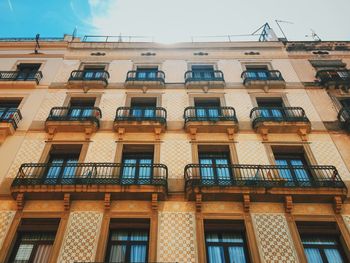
{"left": 87, "top": 0, "right": 350, "bottom": 43}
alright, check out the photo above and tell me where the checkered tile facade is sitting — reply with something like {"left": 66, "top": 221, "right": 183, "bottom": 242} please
{"left": 100, "top": 93, "right": 125, "bottom": 121}
{"left": 34, "top": 92, "right": 66, "bottom": 121}
{"left": 252, "top": 213, "right": 299, "bottom": 263}
{"left": 236, "top": 141, "right": 270, "bottom": 165}
{"left": 0, "top": 211, "right": 15, "bottom": 249}
{"left": 53, "top": 60, "right": 80, "bottom": 82}
{"left": 157, "top": 212, "right": 197, "bottom": 263}
{"left": 58, "top": 211, "right": 103, "bottom": 263}
{"left": 225, "top": 91, "right": 253, "bottom": 121}
{"left": 287, "top": 91, "right": 321, "bottom": 122}
{"left": 163, "top": 91, "right": 188, "bottom": 121}
{"left": 85, "top": 136, "right": 116, "bottom": 163}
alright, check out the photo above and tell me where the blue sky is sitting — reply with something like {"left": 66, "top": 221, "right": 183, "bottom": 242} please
{"left": 1, "top": 0, "right": 350, "bottom": 43}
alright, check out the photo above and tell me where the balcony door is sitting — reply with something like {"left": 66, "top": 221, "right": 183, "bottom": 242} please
{"left": 0, "top": 100, "right": 21, "bottom": 120}
{"left": 83, "top": 65, "right": 105, "bottom": 79}
{"left": 130, "top": 98, "right": 157, "bottom": 119}
{"left": 257, "top": 99, "right": 284, "bottom": 119}
{"left": 194, "top": 98, "right": 221, "bottom": 119}
{"left": 69, "top": 98, "right": 96, "bottom": 118}
{"left": 136, "top": 67, "right": 158, "bottom": 80}
{"left": 274, "top": 153, "right": 312, "bottom": 186}
{"left": 192, "top": 65, "right": 215, "bottom": 80}
{"left": 16, "top": 63, "right": 41, "bottom": 80}
{"left": 199, "top": 152, "right": 232, "bottom": 186}
{"left": 245, "top": 65, "right": 269, "bottom": 80}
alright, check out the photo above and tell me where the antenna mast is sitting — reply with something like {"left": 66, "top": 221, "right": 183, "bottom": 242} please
{"left": 275, "top": 20, "right": 294, "bottom": 41}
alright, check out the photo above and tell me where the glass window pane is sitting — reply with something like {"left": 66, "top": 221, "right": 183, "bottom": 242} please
{"left": 14, "top": 244, "right": 34, "bottom": 261}
{"left": 131, "top": 231, "right": 148, "bottom": 241}
{"left": 110, "top": 231, "right": 128, "bottom": 241}
{"left": 138, "top": 159, "right": 152, "bottom": 180}
{"left": 206, "top": 233, "right": 220, "bottom": 242}
{"left": 324, "top": 248, "right": 344, "bottom": 263}
{"left": 222, "top": 233, "right": 244, "bottom": 243}
{"left": 304, "top": 248, "right": 323, "bottom": 263}
{"left": 228, "top": 246, "right": 247, "bottom": 263}
{"left": 200, "top": 159, "right": 215, "bottom": 180}
{"left": 122, "top": 159, "right": 137, "bottom": 178}
{"left": 62, "top": 159, "right": 78, "bottom": 178}
{"left": 130, "top": 245, "right": 147, "bottom": 263}
{"left": 207, "top": 246, "right": 225, "bottom": 263}
{"left": 33, "top": 244, "right": 53, "bottom": 263}
{"left": 109, "top": 245, "right": 126, "bottom": 263}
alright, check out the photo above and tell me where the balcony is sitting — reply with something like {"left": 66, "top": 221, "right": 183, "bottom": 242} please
{"left": 67, "top": 70, "right": 110, "bottom": 90}
{"left": 0, "top": 71, "right": 43, "bottom": 88}
{"left": 338, "top": 107, "right": 350, "bottom": 131}
{"left": 184, "top": 107, "right": 238, "bottom": 139}
{"left": 125, "top": 70, "right": 165, "bottom": 88}
{"left": 184, "top": 70, "right": 225, "bottom": 89}
{"left": 184, "top": 164, "right": 347, "bottom": 202}
{"left": 114, "top": 107, "right": 166, "bottom": 139}
{"left": 241, "top": 70, "right": 285, "bottom": 89}
{"left": 316, "top": 69, "right": 350, "bottom": 89}
{"left": 45, "top": 107, "right": 102, "bottom": 139}
{"left": 0, "top": 108, "right": 22, "bottom": 143}
{"left": 11, "top": 162, "right": 168, "bottom": 201}
{"left": 250, "top": 107, "right": 311, "bottom": 140}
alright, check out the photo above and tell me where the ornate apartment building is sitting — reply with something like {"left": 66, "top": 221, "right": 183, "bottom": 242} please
{"left": 0, "top": 35, "right": 349, "bottom": 262}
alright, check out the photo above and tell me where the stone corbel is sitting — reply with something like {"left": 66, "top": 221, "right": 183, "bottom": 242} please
{"left": 117, "top": 128, "right": 125, "bottom": 140}
{"left": 154, "top": 127, "right": 162, "bottom": 140}
{"left": 64, "top": 193, "right": 70, "bottom": 211}
{"left": 227, "top": 128, "right": 235, "bottom": 141}
{"left": 243, "top": 194, "right": 250, "bottom": 212}
{"left": 189, "top": 127, "right": 197, "bottom": 141}
{"left": 298, "top": 128, "right": 308, "bottom": 141}
{"left": 84, "top": 127, "right": 93, "bottom": 140}
{"left": 151, "top": 193, "right": 158, "bottom": 212}
{"left": 195, "top": 193, "right": 202, "bottom": 213}
{"left": 47, "top": 127, "right": 56, "bottom": 141}
{"left": 16, "top": 193, "right": 24, "bottom": 211}
{"left": 284, "top": 195, "right": 293, "bottom": 213}
{"left": 202, "top": 85, "right": 209, "bottom": 93}
{"left": 263, "top": 84, "right": 269, "bottom": 93}
{"left": 142, "top": 86, "right": 148, "bottom": 93}
{"left": 333, "top": 196, "right": 342, "bottom": 214}
{"left": 104, "top": 193, "right": 111, "bottom": 210}
{"left": 259, "top": 128, "right": 269, "bottom": 141}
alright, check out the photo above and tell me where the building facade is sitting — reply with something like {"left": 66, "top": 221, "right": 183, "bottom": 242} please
{"left": 0, "top": 36, "right": 349, "bottom": 262}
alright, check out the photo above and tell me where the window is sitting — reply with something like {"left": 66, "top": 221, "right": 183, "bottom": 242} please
{"left": 205, "top": 220, "right": 249, "bottom": 263}
{"left": 339, "top": 98, "right": 350, "bottom": 108}
{"left": 106, "top": 219, "right": 149, "bottom": 263}
{"left": 245, "top": 65, "right": 269, "bottom": 80}
{"left": 44, "top": 145, "right": 82, "bottom": 184}
{"left": 273, "top": 146, "right": 311, "bottom": 186}
{"left": 136, "top": 67, "right": 158, "bottom": 80}
{"left": 16, "top": 63, "right": 41, "bottom": 80}
{"left": 82, "top": 65, "right": 106, "bottom": 79}
{"left": 198, "top": 145, "right": 232, "bottom": 186}
{"left": 68, "top": 98, "right": 96, "bottom": 118}
{"left": 192, "top": 65, "right": 215, "bottom": 79}
{"left": 9, "top": 219, "right": 59, "bottom": 263}
{"left": 256, "top": 98, "right": 284, "bottom": 118}
{"left": 194, "top": 98, "right": 221, "bottom": 119}
{"left": 0, "top": 99, "right": 21, "bottom": 121}
{"left": 297, "top": 222, "right": 349, "bottom": 263}
{"left": 130, "top": 97, "right": 157, "bottom": 118}
{"left": 121, "top": 145, "right": 154, "bottom": 184}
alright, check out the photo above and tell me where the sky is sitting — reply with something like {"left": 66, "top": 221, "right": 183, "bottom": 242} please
{"left": 1, "top": 0, "right": 349, "bottom": 43}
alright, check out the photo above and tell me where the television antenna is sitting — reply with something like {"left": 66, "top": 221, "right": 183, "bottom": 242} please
{"left": 275, "top": 20, "right": 294, "bottom": 41}
{"left": 305, "top": 29, "right": 321, "bottom": 41}
{"left": 34, "top": 34, "right": 40, "bottom": 54}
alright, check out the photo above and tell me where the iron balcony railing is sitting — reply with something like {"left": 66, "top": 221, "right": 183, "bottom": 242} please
{"left": 125, "top": 70, "right": 165, "bottom": 83}
{"left": 338, "top": 107, "right": 350, "bottom": 128}
{"left": 0, "top": 71, "right": 43, "bottom": 84}
{"left": 184, "top": 106, "right": 237, "bottom": 124}
{"left": 184, "top": 164, "right": 345, "bottom": 189}
{"left": 46, "top": 107, "right": 102, "bottom": 127}
{"left": 250, "top": 107, "right": 309, "bottom": 129}
{"left": 0, "top": 108, "right": 22, "bottom": 129}
{"left": 68, "top": 70, "right": 110, "bottom": 85}
{"left": 316, "top": 69, "right": 350, "bottom": 86}
{"left": 12, "top": 163, "right": 168, "bottom": 188}
{"left": 241, "top": 70, "right": 284, "bottom": 85}
{"left": 115, "top": 107, "right": 167, "bottom": 123}
{"left": 185, "top": 70, "right": 224, "bottom": 84}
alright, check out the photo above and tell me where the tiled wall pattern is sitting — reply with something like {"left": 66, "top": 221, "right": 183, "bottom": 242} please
{"left": 157, "top": 212, "right": 197, "bottom": 263}
{"left": 0, "top": 211, "right": 15, "bottom": 249}
{"left": 53, "top": 60, "right": 80, "bottom": 82}
{"left": 6, "top": 137, "right": 45, "bottom": 178}
{"left": 85, "top": 136, "right": 116, "bottom": 163}
{"left": 100, "top": 93, "right": 125, "bottom": 121}
{"left": 252, "top": 213, "right": 299, "bottom": 263}
{"left": 236, "top": 141, "right": 270, "bottom": 165}
{"left": 58, "top": 211, "right": 103, "bottom": 263}
{"left": 225, "top": 91, "right": 253, "bottom": 121}
{"left": 34, "top": 92, "right": 66, "bottom": 121}
{"left": 163, "top": 91, "right": 187, "bottom": 121}
{"left": 287, "top": 91, "right": 322, "bottom": 122}
{"left": 160, "top": 134, "right": 192, "bottom": 178}
{"left": 342, "top": 215, "right": 350, "bottom": 234}
{"left": 311, "top": 140, "right": 350, "bottom": 180}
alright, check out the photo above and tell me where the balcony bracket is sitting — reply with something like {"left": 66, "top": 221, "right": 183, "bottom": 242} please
{"left": 333, "top": 196, "right": 342, "bottom": 214}
{"left": 151, "top": 193, "right": 158, "bottom": 212}
{"left": 16, "top": 193, "right": 24, "bottom": 211}
{"left": 263, "top": 85, "right": 269, "bottom": 93}
{"left": 142, "top": 86, "right": 148, "bottom": 93}
{"left": 64, "top": 193, "right": 70, "bottom": 211}
{"left": 298, "top": 128, "right": 308, "bottom": 141}
{"left": 117, "top": 128, "right": 125, "bottom": 140}
{"left": 154, "top": 127, "right": 162, "bottom": 140}
{"left": 104, "top": 193, "right": 111, "bottom": 211}
{"left": 243, "top": 194, "right": 250, "bottom": 212}
{"left": 259, "top": 128, "right": 269, "bottom": 141}
{"left": 85, "top": 127, "right": 93, "bottom": 140}
{"left": 195, "top": 193, "right": 202, "bottom": 213}
{"left": 227, "top": 128, "right": 235, "bottom": 141}
{"left": 284, "top": 195, "right": 293, "bottom": 213}
{"left": 202, "top": 86, "right": 209, "bottom": 93}
{"left": 47, "top": 127, "right": 56, "bottom": 141}
{"left": 189, "top": 127, "right": 197, "bottom": 141}
{"left": 0, "top": 130, "right": 9, "bottom": 144}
